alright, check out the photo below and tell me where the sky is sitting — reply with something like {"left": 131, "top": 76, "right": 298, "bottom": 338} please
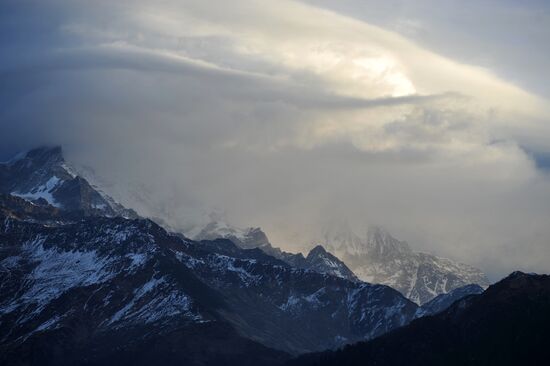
{"left": 1, "top": 0, "right": 549, "bottom": 280}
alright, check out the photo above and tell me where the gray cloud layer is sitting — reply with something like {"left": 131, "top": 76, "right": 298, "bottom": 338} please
{"left": 1, "top": 0, "right": 550, "bottom": 280}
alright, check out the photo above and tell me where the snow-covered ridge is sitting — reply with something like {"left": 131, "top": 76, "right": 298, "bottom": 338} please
{"left": 0, "top": 211, "right": 206, "bottom": 347}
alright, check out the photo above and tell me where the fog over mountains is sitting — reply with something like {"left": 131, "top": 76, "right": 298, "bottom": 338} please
{"left": 0, "top": 146, "right": 547, "bottom": 366}
{"left": 2, "top": 0, "right": 550, "bottom": 281}
{"left": 186, "top": 218, "right": 488, "bottom": 305}
{"left": 0, "top": 147, "right": 422, "bottom": 364}
{"left": 0, "top": 144, "right": 491, "bottom": 304}
{"left": 321, "top": 225, "right": 489, "bottom": 304}
{"left": 2, "top": 2, "right": 550, "bottom": 364}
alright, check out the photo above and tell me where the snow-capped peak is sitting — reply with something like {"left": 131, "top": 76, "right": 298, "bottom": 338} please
{"left": 320, "top": 223, "right": 489, "bottom": 304}
{"left": 0, "top": 146, "right": 137, "bottom": 218}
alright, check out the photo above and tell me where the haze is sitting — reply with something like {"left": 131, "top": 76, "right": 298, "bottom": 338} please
{"left": 1, "top": 0, "right": 550, "bottom": 280}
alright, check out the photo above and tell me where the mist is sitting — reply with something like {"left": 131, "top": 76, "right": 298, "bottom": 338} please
{"left": 1, "top": 0, "right": 550, "bottom": 280}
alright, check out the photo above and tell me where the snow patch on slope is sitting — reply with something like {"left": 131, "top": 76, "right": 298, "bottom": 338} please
{"left": 12, "top": 176, "right": 61, "bottom": 207}
{"left": 107, "top": 276, "right": 201, "bottom": 327}
{"left": 0, "top": 235, "right": 121, "bottom": 319}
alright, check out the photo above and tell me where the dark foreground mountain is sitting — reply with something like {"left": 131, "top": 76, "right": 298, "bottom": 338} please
{"left": 290, "top": 271, "right": 550, "bottom": 366}
{"left": 0, "top": 146, "right": 433, "bottom": 365}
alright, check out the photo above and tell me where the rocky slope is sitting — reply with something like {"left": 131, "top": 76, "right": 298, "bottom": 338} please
{"left": 0, "top": 195, "right": 288, "bottom": 366}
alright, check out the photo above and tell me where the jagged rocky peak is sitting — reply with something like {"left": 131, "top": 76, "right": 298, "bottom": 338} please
{"left": 321, "top": 223, "right": 489, "bottom": 305}
{"left": 0, "top": 146, "right": 137, "bottom": 218}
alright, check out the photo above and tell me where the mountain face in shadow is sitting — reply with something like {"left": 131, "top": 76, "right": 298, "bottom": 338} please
{"left": 290, "top": 271, "right": 550, "bottom": 366}
{"left": 415, "top": 283, "right": 484, "bottom": 317}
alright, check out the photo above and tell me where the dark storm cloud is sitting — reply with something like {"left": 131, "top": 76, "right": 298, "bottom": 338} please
{"left": 1, "top": 0, "right": 550, "bottom": 280}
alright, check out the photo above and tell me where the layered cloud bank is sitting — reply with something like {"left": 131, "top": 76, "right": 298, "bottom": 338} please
{"left": 1, "top": 0, "right": 549, "bottom": 279}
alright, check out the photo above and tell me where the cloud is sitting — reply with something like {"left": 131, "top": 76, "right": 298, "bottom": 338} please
{"left": 1, "top": 0, "right": 549, "bottom": 279}
{"left": 300, "top": 0, "right": 550, "bottom": 99}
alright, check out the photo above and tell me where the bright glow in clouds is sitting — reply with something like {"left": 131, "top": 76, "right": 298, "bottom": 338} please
{"left": 1, "top": 0, "right": 549, "bottom": 279}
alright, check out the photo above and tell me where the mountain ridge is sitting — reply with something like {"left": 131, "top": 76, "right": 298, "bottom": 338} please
{"left": 191, "top": 220, "right": 358, "bottom": 282}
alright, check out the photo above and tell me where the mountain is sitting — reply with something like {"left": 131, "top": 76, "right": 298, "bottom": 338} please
{"left": 0, "top": 146, "right": 137, "bottom": 218}
{"left": 303, "top": 245, "right": 358, "bottom": 282}
{"left": 322, "top": 225, "right": 489, "bottom": 304}
{"left": 290, "top": 272, "right": 550, "bottom": 366}
{"left": 0, "top": 147, "right": 420, "bottom": 364}
{"left": 0, "top": 194, "right": 417, "bottom": 362}
{"left": 415, "top": 283, "right": 484, "bottom": 317}
{"left": 191, "top": 221, "right": 358, "bottom": 282}
{"left": 0, "top": 194, "right": 288, "bottom": 366}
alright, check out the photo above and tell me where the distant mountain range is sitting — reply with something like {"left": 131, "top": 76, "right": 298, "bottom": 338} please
{"left": 2, "top": 146, "right": 537, "bottom": 366}
{"left": 188, "top": 219, "right": 489, "bottom": 304}
{"left": 190, "top": 220, "right": 358, "bottom": 282}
